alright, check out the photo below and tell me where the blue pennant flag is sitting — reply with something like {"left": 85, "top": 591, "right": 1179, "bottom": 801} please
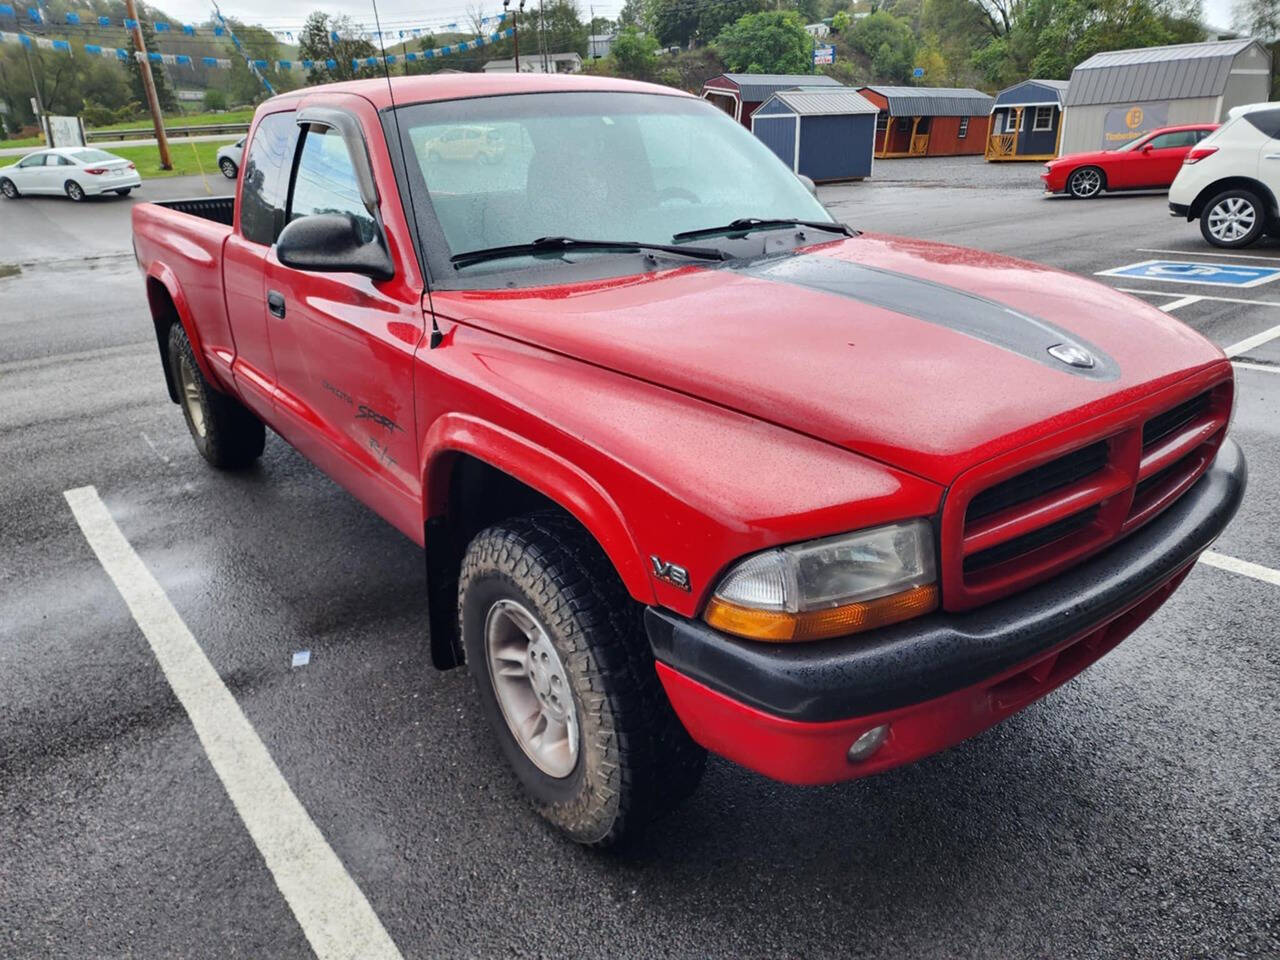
{"left": 124, "top": 17, "right": 137, "bottom": 28}
{"left": 253, "top": 58, "right": 268, "bottom": 68}
{"left": 52, "top": 38, "right": 69, "bottom": 50}
{"left": 213, "top": 25, "right": 224, "bottom": 36}
{"left": 301, "top": 58, "right": 313, "bottom": 69}
{"left": 183, "top": 24, "right": 194, "bottom": 35}
{"left": 176, "top": 54, "right": 190, "bottom": 64}
{"left": 65, "top": 12, "right": 79, "bottom": 24}
{"left": 86, "top": 43, "right": 101, "bottom": 53}
{"left": 385, "top": 54, "right": 395, "bottom": 64}
{"left": 0, "top": 4, "right": 15, "bottom": 17}
{"left": 154, "top": 21, "right": 169, "bottom": 31}
{"left": 28, "top": 6, "right": 41, "bottom": 21}
{"left": 351, "top": 58, "right": 359, "bottom": 69}
{"left": 405, "top": 51, "right": 417, "bottom": 61}
{"left": 148, "top": 51, "right": 162, "bottom": 61}
{"left": 330, "top": 31, "right": 338, "bottom": 41}
{"left": 98, "top": 15, "right": 109, "bottom": 26}
{"left": 277, "top": 59, "right": 291, "bottom": 69}
{"left": 202, "top": 55, "right": 217, "bottom": 65}
{"left": 325, "top": 58, "right": 336, "bottom": 69}
{"left": 423, "top": 48, "right": 434, "bottom": 58}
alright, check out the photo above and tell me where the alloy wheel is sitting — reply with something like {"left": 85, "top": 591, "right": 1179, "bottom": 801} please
{"left": 1207, "top": 196, "right": 1257, "bottom": 243}
{"left": 484, "top": 597, "right": 579, "bottom": 779}
{"left": 1069, "top": 168, "right": 1102, "bottom": 198}
{"left": 177, "top": 353, "right": 207, "bottom": 438}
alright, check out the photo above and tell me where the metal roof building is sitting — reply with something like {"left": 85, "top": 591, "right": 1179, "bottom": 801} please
{"left": 987, "top": 79, "right": 1071, "bottom": 161}
{"left": 1059, "top": 38, "right": 1272, "bottom": 153}
{"left": 856, "top": 86, "right": 994, "bottom": 157}
{"left": 752, "top": 88, "right": 879, "bottom": 181}
{"left": 701, "top": 73, "right": 844, "bottom": 126}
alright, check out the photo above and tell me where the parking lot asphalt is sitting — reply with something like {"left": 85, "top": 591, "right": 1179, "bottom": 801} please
{"left": 2, "top": 164, "right": 1278, "bottom": 959}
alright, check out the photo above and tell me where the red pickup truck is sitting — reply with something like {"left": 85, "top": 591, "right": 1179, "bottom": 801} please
{"left": 133, "top": 74, "right": 1245, "bottom": 847}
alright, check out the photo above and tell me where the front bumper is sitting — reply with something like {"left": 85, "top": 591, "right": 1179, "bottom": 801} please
{"left": 646, "top": 439, "right": 1246, "bottom": 785}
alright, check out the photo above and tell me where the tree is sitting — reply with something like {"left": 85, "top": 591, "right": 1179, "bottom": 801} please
{"left": 846, "top": 10, "right": 916, "bottom": 81}
{"left": 650, "top": 0, "right": 768, "bottom": 48}
{"left": 715, "top": 10, "right": 813, "bottom": 73}
{"left": 203, "top": 88, "right": 228, "bottom": 110}
{"left": 126, "top": 20, "right": 178, "bottom": 112}
{"left": 831, "top": 10, "right": 852, "bottom": 32}
{"left": 1235, "top": 0, "right": 1280, "bottom": 38}
{"left": 298, "top": 12, "right": 380, "bottom": 83}
{"left": 609, "top": 25, "right": 660, "bottom": 77}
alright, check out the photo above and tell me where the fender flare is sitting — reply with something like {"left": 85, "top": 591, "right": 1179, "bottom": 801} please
{"left": 145, "top": 262, "right": 224, "bottom": 400}
{"left": 422, "top": 412, "right": 655, "bottom": 605}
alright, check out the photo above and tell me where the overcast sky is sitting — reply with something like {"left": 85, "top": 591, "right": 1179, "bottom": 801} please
{"left": 152, "top": 0, "right": 1238, "bottom": 44}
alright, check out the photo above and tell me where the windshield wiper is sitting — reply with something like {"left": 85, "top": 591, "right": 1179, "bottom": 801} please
{"left": 672, "top": 218, "right": 854, "bottom": 242}
{"left": 451, "top": 235, "right": 728, "bottom": 269}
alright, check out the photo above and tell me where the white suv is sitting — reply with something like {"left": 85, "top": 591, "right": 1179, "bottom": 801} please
{"left": 1168, "top": 103, "right": 1280, "bottom": 248}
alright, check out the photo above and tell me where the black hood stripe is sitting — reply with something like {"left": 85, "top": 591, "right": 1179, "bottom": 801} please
{"left": 732, "top": 254, "right": 1119, "bottom": 381}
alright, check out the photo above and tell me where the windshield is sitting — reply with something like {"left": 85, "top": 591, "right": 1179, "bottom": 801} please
{"left": 393, "top": 91, "right": 832, "bottom": 269}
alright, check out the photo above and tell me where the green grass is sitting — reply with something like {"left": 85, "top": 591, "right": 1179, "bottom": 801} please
{"left": 108, "top": 138, "right": 238, "bottom": 179}
{"left": 88, "top": 108, "right": 255, "bottom": 132}
{"left": 1, "top": 135, "right": 45, "bottom": 148}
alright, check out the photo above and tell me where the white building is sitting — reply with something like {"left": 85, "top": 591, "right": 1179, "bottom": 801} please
{"left": 483, "top": 52, "right": 583, "bottom": 74}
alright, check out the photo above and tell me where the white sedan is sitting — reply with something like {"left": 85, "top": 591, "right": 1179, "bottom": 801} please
{"left": 217, "top": 139, "right": 244, "bottom": 179}
{"left": 0, "top": 147, "right": 142, "bottom": 201}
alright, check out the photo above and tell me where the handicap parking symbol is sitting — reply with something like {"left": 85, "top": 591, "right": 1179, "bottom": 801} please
{"left": 1097, "top": 259, "right": 1280, "bottom": 288}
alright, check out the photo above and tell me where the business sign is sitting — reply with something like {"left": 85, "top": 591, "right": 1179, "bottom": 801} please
{"left": 813, "top": 44, "right": 835, "bottom": 65}
{"left": 1101, "top": 102, "right": 1169, "bottom": 148}
{"left": 44, "top": 115, "right": 86, "bottom": 147}
{"left": 1097, "top": 259, "right": 1280, "bottom": 288}
{"left": 913, "top": 66, "right": 924, "bottom": 78}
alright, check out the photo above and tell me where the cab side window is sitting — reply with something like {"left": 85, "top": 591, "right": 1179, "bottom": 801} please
{"left": 1147, "top": 131, "right": 1198, "bottom": 149}
{"left": 240, "top": 112, "right": 297, "bottom": 245}
{"left": 287, "top": 124, "right": 377, "bottom": 244}
{"left": 17, "top": 154, "right": 46, "bottom": 168}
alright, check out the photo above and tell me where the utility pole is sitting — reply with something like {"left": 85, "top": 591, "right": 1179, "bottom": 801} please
{"left": 21, "top": 41, "right": 46, "bottom": 134}
{"left": 538, "top": 0, "right": 548, "bottom": 73}
{"left": 124, "top": 0, "right": 172, "bottom": 170}
{"left": 505, "top": 0, "right": 521, "bottom": 71}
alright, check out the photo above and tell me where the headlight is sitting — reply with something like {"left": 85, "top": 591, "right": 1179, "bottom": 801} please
{"left": 704, "top": 520, "right": 938, "bottom": 642}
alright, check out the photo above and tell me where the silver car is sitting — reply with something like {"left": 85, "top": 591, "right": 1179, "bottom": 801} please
{"left": 217, "top": 139, "right": 244, "bottom": 179}
{"left": 0, "top": 147, "right": 142, "bottom": 201}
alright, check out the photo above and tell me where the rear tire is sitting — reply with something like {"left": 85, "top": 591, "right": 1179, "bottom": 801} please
{"left": 65, "top": 180, "right": 85, "bottom": 202}
{"left": 167, "top": 323, "right": 265, "bottom": 469}
{"left": 1067, "top": 166, "right": 1104, "bottom": 199}
{"left": 460, "top": 514, "right": 706, "bottom": 849}
{"left": 1200, "top": 188, "right": 1265, "bottom": 248}
{"left": 0, "top": 178, "right": 18, "bottom": 199}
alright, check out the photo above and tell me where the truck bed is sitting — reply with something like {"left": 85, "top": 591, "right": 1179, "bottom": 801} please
{"left": 153, "top": 195, "right": 235, "bottom": 227}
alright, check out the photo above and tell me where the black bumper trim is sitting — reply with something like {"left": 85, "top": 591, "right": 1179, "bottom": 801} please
{"left": 646, "top": 439, "right": 1246, "bottom": 723}
{"left": 1169, "top": 202, "right": 1191, "bottom": 218}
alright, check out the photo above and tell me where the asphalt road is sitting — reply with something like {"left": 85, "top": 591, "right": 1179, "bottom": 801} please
{"left": 2, "top": 163, "right": 1278, "bottom": 959}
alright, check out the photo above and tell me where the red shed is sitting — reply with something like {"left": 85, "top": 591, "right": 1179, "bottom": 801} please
{"left": 858, "top": 86, "right": 995, "bottom": 157}
{"left": 702, "top": 73, "right": 845, "bottom": 127}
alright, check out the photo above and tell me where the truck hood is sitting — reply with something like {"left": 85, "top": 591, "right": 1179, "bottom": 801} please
{"left": 434, "top": 234, "right": 1226, "bottom": 484}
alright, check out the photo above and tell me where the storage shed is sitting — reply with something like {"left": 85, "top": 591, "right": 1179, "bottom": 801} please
{"left": 701, "top": 73, "right": 845, "bottom": 127}
{"left": 858, "top": 86, "right": 994, "bottom": 157}
{"left": 1059, "top": 38, "right": 1273, "bottom": 154}
{"left": 986, "top": 79, "right": 1070, "bottom": 161}
{"left": 751, "top": 88, "right": 879, "bottom": 182}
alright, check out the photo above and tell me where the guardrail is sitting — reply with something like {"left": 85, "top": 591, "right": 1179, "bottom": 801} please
{"left": 86, "top": 122, "right": 250, "bottom": 143}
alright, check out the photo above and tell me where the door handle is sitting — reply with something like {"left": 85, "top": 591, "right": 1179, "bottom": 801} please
{"left": 1265, "top": 154, "right": 1280, "bottom": 160}
{"left": 267, "top": 290, "right": 286, "bottom": 318}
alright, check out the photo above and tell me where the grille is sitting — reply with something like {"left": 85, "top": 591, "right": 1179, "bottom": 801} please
{"left": 945, "top": 381, "right": 1231, "bottom": 610}
{"left": 966, "top": 441, "right": 1109, "bottom": 524}
{"left": 1143, "top": 391, "right": 1210, "bottom": 448}
{"left": 964, "top": 507, "right": 1100, "bottom": 574}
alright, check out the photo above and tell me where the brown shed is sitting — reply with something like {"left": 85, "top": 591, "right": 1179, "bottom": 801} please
{"left": 857, "top": 86, "right": 995, "bottom": 157}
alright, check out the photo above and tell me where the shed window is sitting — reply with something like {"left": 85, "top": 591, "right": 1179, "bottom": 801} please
{"left": 1003, "top": 110, "right": 1020, "bottom": 133}
{"left": 1033, "top": 106, "right": 1054, "bottom": 131}
{"left": 958, "top": 116, "right": 969, "bottom": 138}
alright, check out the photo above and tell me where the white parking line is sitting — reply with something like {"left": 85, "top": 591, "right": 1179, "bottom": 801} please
{"left": 1115, "top": 287, "right": 1280, "bottom": 308}
{"left": 1233, "top": 359, "right": 1280, "bottom": 374}
{"left": 1200, "top": 550, "right": 1280, "bottom": 588}
{"left": 1159, "top": 295, "right": 1202, "bottom": 312}
{"left": 1224, "top": 322, "right": 1280, "bottom": 357}
{"left": 1138, "top": 247, "right": 1280, "bottom": 263}
{"left": 63, "top": 486, "right": 404, "bottom": 960}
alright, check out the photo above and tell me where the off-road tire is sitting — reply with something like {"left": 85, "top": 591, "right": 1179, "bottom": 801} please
{"left": 167, "top": 323, "right": 265, "bottom": 469}
{"left": 0, "top": 178, "right": 18, "bottom": 199}
{"left": 1067, "top": 166, "right": 1104, "bottom": 199}
{"left": 1200, "top": 188, "right": 1266, "bottom": 248}
{"left": 460, "top": 514, "right": 706, "bottom": 848}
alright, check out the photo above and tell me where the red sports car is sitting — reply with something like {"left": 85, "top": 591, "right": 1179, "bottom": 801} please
{"left": 1042, "top": 124, "right": 1219, "bottom": 198}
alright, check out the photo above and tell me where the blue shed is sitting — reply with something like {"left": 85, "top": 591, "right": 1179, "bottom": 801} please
{"left": 986, "top": 79, "right": 1070, "bottom": 161}
{"left": 751, "top": 88, "right": 879, "bottom": 182}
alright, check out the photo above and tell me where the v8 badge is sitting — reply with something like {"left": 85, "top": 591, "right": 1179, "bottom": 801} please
{"left": 649, "top": 556, "right": 691, "bottom": 591}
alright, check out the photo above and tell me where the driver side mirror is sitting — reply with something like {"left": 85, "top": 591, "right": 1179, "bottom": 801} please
{"left": 277, "top": 213, "right": 394, "bottom": 282}
{"left": 1141, "top": 144, "right": 1154, "bottom": 153}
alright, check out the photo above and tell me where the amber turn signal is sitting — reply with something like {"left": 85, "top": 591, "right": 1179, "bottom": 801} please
{"left": 704, "top": 583, "right": 939, "bottom": 642}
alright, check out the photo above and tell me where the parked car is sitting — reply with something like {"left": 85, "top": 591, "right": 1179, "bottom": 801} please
{"left": 132, "top": 74, "right": 1244, "bottom": 848}
{"left": 1042, "top": 124, "right": 1218, "bottom": 198}
{"left": 217, "top": 139, "right": 244, "bottom": 179}
{"left": 421, "top": 124, "right": 503, "bottom": 164}
{"left": 1169, "top": 103, "right": 1280, "bottom": 248}
{"left": 0, "top": 147, "right": 141, "bottom": 201}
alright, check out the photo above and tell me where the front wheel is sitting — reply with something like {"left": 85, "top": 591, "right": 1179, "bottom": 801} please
{"left": 219, "top": 158, "right": 237, "bottom": 179}
{"left": 1201, "top": 189, "right": 1265, "bottom": 248}
{"left": 0, "top": 178, "right": 18, "bottom": 199}
{"left": 65, "top": 180, "right": 85, "bottom": 202}
{"left": 167, "top": 323, "right": 265, "bottom": 469}
{"left": 1067, "top": 166, "right": 1104, "bottom": 199}
{"left": 460, "top": 514, "right": 706, "bottom": 848}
